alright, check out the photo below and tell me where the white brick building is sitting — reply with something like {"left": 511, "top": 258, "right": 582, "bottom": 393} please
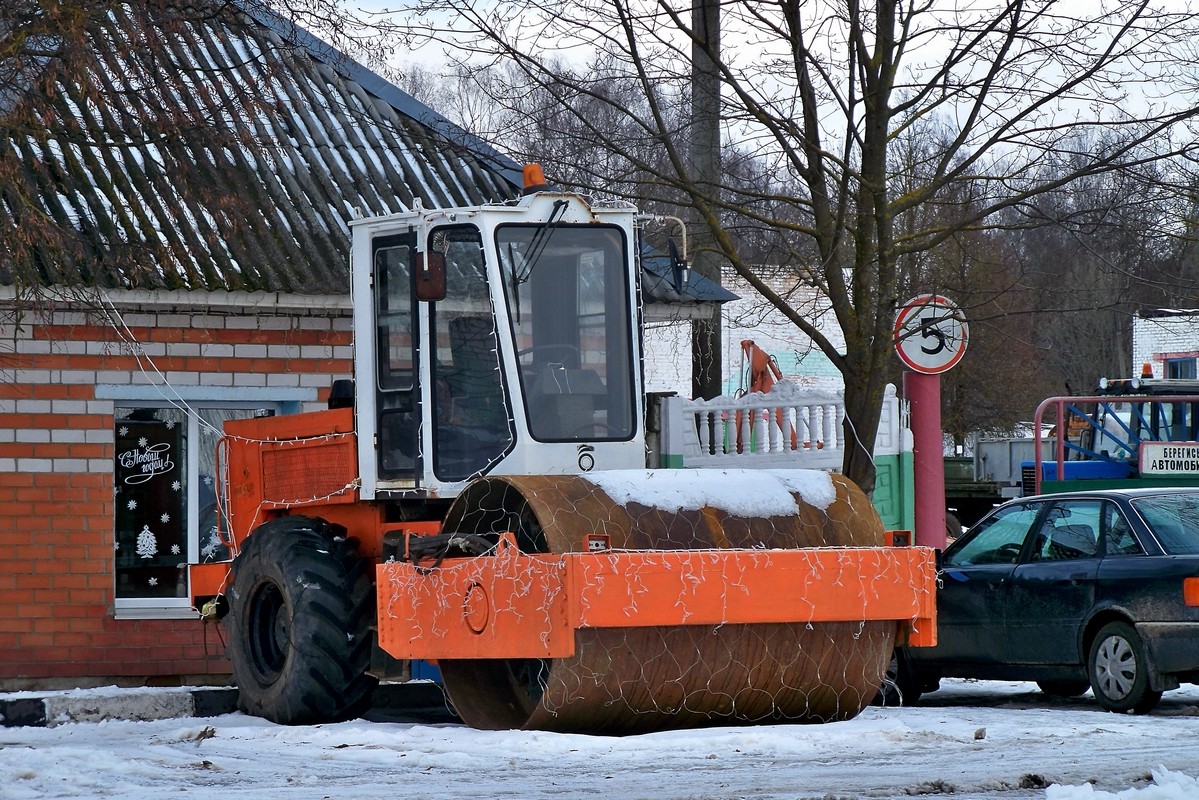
{"left": 1132, "top": 310, "right": 1199, "bottom": 380}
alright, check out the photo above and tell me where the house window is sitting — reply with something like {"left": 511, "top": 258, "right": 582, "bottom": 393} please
{"left": 113, "top": 404, "right": 274, "bottom": 618}
{"left": 1166, "top": 358, "right": 1197, "bottom": 380}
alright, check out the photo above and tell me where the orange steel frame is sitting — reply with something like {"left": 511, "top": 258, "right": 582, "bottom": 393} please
{"left": 188, "top": 407, "right": 445, "bottom": 606}
{"left": 376, "top": 533, "right": 937, "bottom": 661}
{"left": 190, "top": 410, "right": 939, "bottom": 664}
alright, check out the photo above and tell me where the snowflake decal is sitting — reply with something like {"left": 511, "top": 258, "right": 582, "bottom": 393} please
{"left": 119, "top": 426, "right": 129, "bottom": 437}
{"left": 127, "top": 500, "right": 138, "bottom": 511}
{"left": 160, "top": 513, "right": 171, "bottom": 524}
{"left": 172, "top": 481, "right": 181, "bottom": 491}
{"left": 148, "top": 577, "right": 158, "bottom": 587}
{"left": 203, "top": 475, "right": 214, "bottom": 487}
{"left": 170, "top": 544, "right": 181, "bottom": 555}
{"left": 165, "top": 420, "right": 176, "bottom": 430}
{"left": 138, "top": 437, "right": 148, "bottom": 447}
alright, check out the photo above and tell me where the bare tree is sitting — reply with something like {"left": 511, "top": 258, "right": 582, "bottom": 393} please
{"left": 386, "top": 0, "right": 1199, "bottom": 493}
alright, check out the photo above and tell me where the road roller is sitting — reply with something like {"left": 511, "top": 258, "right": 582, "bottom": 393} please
{"left": 189, "top": 169, "right": 936, "bottom": 734}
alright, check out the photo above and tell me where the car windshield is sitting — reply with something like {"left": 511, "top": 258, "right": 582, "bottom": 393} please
{"left": 1129, "top": 494, "right": 1199, "bottom": 555}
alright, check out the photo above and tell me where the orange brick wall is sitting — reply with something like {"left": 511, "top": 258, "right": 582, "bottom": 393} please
{"left": 0, "top": 295, "right": 352, "bottom": 689}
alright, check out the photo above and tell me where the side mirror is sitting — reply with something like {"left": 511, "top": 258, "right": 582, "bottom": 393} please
{"left": 414, "top": 251, "right": 446, "bottom": 301}
{"left": 668, "top": 235, "right": 691, "bottom": 293}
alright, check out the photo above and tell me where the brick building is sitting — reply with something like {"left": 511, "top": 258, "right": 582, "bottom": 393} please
{"left": 1132, "top": 309, "right": 1199, "bottom": 380}
{"left": 1, "top": 293, "right": 354, "bottom": 685}
{"left": 0, "top": 3, "right": 518, "bottom": 689}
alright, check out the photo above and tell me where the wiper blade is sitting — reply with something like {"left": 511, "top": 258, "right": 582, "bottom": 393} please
{"left": 512, "top": 199, "right": 568, "bottom": 286}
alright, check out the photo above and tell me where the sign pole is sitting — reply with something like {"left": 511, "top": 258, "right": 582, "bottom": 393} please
{"left": 905, "top": 372, "right": 947, "bottom": 550}
{"left": 893, "top": 294, "right": 969, "bottom": 551}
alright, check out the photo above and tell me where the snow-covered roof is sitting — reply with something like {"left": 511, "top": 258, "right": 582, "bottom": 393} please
{"left": 0, "top": 2, "right": 520, "bottom": 293}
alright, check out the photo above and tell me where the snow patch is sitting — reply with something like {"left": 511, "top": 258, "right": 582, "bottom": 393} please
{"left": 584, "top": 469, "right": 836, "bottom": 517}
{"left": 1048, "top": 767, "right": 1199, "bottom": 799}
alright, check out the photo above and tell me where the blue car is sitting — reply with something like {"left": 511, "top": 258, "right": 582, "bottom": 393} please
{"left": 895, "top": 488, "right": 1199, "bottom": 713}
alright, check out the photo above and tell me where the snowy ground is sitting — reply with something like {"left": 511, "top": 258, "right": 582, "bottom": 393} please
{"left": 2, "top": 679, "right": 1198, "bottom": 800}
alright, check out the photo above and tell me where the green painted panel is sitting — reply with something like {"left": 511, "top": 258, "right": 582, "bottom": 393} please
{"left": 1040, "top": 475, "right": 1199, "bottom": 494}
{"left": 871, "top": 452, "right": 915, "bottom": 532}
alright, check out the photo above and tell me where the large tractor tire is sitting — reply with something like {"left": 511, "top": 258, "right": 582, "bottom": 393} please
{"left": 434, "top": 470, "right": 897, "bottom": 734}
{"left": 226, "top": 516, "right": 377, "bottom": 725}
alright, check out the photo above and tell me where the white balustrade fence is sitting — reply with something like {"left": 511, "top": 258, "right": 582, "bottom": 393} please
{"left": 659, "top": 384, "right": 908, "bottom": 471}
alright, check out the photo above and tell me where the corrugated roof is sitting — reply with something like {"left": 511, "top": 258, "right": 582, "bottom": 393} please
{"left": 0, "top": 2, "right": 729, "bottom": 307}
{"left": 0, "top": 2, "right": 522, "bottom": 294}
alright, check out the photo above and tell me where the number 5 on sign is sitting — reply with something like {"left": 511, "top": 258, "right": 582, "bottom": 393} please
{"left": 894, "top": 294, "right": 968, "bottom": 374}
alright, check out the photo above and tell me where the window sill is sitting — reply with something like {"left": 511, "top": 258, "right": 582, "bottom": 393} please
{"left": 113, "top": 605, "right": 201, "bottom": 621}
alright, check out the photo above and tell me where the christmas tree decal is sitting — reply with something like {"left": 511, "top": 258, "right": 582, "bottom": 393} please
{"left": 136, "top": 525, "right": 159, "bottom": 559}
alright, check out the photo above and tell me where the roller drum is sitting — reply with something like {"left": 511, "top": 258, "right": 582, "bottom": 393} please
{"left": 436, "top": 469, "right": 895, "bottom": 734}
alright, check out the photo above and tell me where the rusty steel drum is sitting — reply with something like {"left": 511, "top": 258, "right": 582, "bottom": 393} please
{"left": 435, "top": 469, "right": 896, "bottom": 734}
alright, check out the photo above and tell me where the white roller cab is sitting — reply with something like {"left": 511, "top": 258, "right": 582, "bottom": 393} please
{"left": 350, "top": 189, "right": 648, "bottom": 500}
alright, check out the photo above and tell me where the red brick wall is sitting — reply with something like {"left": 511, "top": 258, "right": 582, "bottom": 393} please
{"left": 0, "top": 294, "right": 351, "bottom": 688}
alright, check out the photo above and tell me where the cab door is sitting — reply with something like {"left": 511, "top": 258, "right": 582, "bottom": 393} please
{"left": 373, "top": 233, "right": 421, "bottom": 483}
{"left": 425, "top": 225, "right": 514, "bottom": 483}
{"left": 372, "top": 225, "right": 516, "bottom": 488}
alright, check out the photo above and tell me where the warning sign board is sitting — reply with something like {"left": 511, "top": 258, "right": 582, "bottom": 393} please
{"left": 893, "top": 294, "right": 969, "bottom": 374}
{"left": 1140, "top": 441, "right": 1199, "bottom": 475}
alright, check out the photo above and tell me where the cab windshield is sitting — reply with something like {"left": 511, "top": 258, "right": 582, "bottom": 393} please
{"left": 498, "top": 224, "right": 635, "bottom": 442}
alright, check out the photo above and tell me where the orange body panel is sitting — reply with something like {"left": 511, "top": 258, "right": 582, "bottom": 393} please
{"left": 189, "top": 561, "right": 233, "bottom": 603}
{"left": 222, "top": 407, "right": 359, "bottom": 548}
{"left": 376, "top": 535, "right": 937, "bottom": 660}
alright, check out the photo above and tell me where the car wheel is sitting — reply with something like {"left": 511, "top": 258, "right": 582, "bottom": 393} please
{"left": 1087, "top": 621, "right": 1162, "bottom": 714}
{"left": 1036, "top": 679, "right": 1090, "bottom": 698}
{"left": 873, "top": 650, "right": 924, "bottom": 707}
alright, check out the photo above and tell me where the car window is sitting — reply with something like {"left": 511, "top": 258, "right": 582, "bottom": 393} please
{"left": 1130, "top": 494, "right": 1199, "bottom": 555}
{"left": 1028, "top": 499, "right": 1101, "bottom": 561}
{"left": 1101, "top": 502, "right": 1143, "bottom": 556}
{"left": 943, "top": 503, "right": 1039, "bottom": 566}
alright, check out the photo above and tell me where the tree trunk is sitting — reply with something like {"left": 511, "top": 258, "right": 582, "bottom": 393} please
{"left": 840, "top": 366, "right": 886, "bottom": 496}
{"left": 689, "top": 0, "right": 722, "bottom": 400}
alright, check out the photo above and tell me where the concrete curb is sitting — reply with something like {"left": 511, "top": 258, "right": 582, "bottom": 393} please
{"left": 0, "top": 683, "right": 452, "bottom": 728}
{"left": 0, "top": 687, "right": 239, "bottom": 728}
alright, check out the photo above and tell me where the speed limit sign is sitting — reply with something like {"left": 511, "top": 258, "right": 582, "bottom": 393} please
{"left": 894, "top": 294, "right": 968, "bottom": 374}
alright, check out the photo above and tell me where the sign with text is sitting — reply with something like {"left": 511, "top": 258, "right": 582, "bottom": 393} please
{"left": 1139, "top": 441, "right": 1199, "bottom": 475}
